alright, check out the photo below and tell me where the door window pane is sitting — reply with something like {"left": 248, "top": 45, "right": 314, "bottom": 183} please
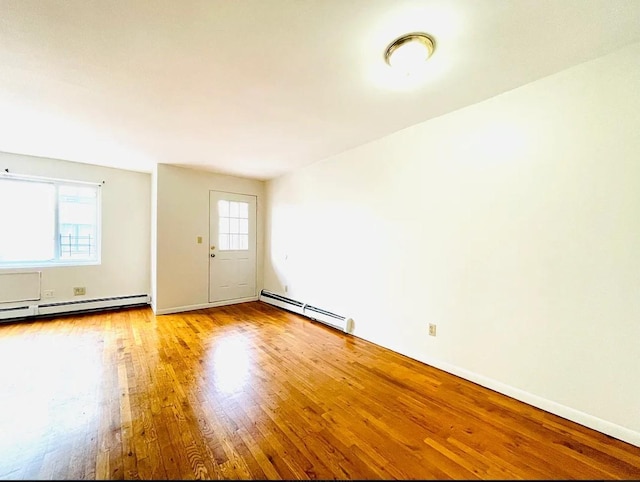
{"left": 229, "top": 201, "right": 239, "bottom": 218}
{"left": 217, "top": 200, "right": 250, "bottom": 251}
{"left": 219, "top": 217, "right": 229, "bottom": 234}
{"left": 229, "top": 234, "right": 239, "bottom": 250}
{"left": 218, "top": 200, "right": 229, "bottom": 217}
{"left": 239, "top": 202, "right": 248, "bottom": 218}
{"left": 219, "top": 234, "right": 229, "bottom": 250}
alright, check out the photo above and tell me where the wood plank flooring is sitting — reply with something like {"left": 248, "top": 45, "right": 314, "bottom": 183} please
{"left": 0, "top": 301, "right": 638, "bottom": 479}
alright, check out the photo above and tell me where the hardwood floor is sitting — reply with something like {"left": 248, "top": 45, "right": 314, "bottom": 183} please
{"left": 0, "top": 301, "right": 638, "bottom": 480}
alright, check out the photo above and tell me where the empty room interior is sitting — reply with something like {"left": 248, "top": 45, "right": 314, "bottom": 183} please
{"left": 1, "top": 0, "right": 640, "bottom": 479}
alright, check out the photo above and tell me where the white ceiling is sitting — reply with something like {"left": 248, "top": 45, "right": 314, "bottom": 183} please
{"left": 1, "top": 0, "right": 639, "bottom": 180}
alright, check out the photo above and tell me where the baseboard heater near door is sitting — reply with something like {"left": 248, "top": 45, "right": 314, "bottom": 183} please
{"left": 0, "top": 294, "right": 150, "bottom": 322}
{"left": 259, "top": 289, "right": 354, "bottom": 334}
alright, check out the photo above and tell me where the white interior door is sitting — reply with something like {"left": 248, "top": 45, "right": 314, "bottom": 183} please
{"left": 209, "top": 190, "right": 257, "bottom": 303}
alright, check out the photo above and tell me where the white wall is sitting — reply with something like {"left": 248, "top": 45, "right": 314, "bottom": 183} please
{"left": 150, "top": 165, "right": 158, "bottom": 312}
{"left": 154, "top": 164, "right": 265, "bottom": 314}
{"left": 0, "top": 152, "right": 150, "bottom": 305}
{"left": 264, "top": 42, "right": 640, "bottom": 445}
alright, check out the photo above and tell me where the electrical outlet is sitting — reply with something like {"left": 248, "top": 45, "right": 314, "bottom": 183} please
{"left": 284, "top": 285, "right": 288, "bottom": 293}
{"left": 428, "top": 323, "right": 437, "bottom": 337}
{"left": 73, "top": 287, "right": 86, "bottom": 296}
{"left": 43, "top": 290, "right": 55, "bottom": 298}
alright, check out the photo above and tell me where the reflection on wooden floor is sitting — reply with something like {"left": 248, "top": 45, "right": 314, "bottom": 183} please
{"left": 0, "top": 301, "right": 638, "bottom": 479}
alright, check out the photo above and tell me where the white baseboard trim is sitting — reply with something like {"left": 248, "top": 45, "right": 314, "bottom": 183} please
{"left": 361, "top": 333, "right": 640, "bottom": 448}
{"left": 155, "top": 296, "right": 259, "bottom": 315}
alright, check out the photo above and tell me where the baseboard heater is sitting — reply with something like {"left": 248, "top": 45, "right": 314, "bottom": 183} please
{"left": 259, "top": 289, "right": 354, "bottom": 334}
{"left": 0, "top": 305, "right": 37, "bottom": 321}
{"left": 0, "top": 294, "right": 150, "bottom": 321}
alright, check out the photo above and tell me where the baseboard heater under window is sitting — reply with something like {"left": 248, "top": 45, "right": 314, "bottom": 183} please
{"left": 259, "top": 289, "right": 354, "bottom": 334}
{"left": 0, "top": 294, "right": 150, "bottom": 321}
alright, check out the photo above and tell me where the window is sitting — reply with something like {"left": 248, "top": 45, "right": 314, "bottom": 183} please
{"left": 218, "top": 200, "right": 249, "bottom": 250}
{"left": 0, "top": 176, "right": 100, "bottom": 267}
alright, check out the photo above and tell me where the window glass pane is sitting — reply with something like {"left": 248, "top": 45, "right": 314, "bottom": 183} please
{"left": 219, "top": 233, "right": 229, "bottom": 250}
{"left": 59, "top": 185, "right": 96, "bottom": 201}
{"left": 239, "top": 234, "right": 248, "bottom": 250}
{"left": 59, "top": 224, "right": 94, "bottom": 259}
{"left": 0, "top": 179, "right": 55, "bottom": 262}
{"left": 219, "top": 217, "right": 229, "bottom": 234}
{"left": 229, "top": 234, "right": 239, "bottom": 250}
{"left": 58, "top": 185, "right": 97, "bottom": 260}
{"left": 229, "top": 201, "right": 239, "bottom": 217}
{"left": 230, "top": 218, "right": 239, "bottom": 234}
{"left": 218, "top": 200, "right": 229, "bottom": 217}
{"left": 239, "top": 219, "right": 248, "bottom": 234}
{"left": 239, "top": 202, "right": 248, "bottom": 219}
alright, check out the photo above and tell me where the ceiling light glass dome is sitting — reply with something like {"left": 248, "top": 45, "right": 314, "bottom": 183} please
{"left": 384, "top": 33, "right": 435, "bottom": 74}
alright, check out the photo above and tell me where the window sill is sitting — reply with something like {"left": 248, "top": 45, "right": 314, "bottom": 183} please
{"left": 0, "top": 261, "right": 101, "bottom": 270}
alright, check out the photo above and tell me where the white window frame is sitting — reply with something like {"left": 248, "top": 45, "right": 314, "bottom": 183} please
{"left": 0, "top": 174, "right": 102, "bottom": 268}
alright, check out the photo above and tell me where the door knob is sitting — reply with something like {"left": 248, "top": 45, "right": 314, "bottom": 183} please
{"left": 210, "top": 253, "right": 216, "bottom": 258}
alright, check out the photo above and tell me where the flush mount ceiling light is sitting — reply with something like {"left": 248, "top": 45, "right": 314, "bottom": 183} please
{"left": 384, "top": 32, "right": 435, "bottom": 73}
